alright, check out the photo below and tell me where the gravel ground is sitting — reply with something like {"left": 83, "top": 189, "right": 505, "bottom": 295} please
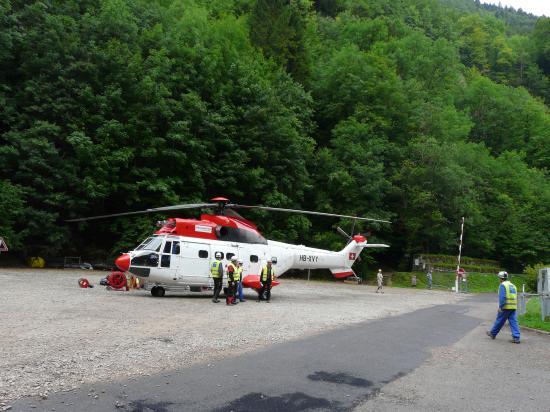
{"left": 0, "top": 269, "right": 461, "bottom": 406}
{"left": 354, "top": 297, "right": 550, "bottom": 412}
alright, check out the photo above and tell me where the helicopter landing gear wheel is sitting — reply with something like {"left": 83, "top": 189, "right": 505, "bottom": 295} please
{"left": 151, "top": 286, "right": 165, "bottom": 297}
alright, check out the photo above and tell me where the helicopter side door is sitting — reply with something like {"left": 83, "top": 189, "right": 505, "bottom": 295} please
{"left": 158, "top": 238, "right": 180, "bottom": 281}
{"left": 240, "top": 245, "right": 261, "bottom": 278}
{"left": 178, "top": 241, "right": 212, "bottom": 286}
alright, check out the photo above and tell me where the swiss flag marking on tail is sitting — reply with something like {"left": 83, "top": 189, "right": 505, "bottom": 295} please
{"left": 349, "top": 252, "right": 356, "bottom": 260}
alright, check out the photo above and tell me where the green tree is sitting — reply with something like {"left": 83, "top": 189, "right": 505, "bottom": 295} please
{"left": 249, "top": 0, "right": 313, "bottom": 82}
{"left": 532, "top": 17, "right": 550, "bottom": 75}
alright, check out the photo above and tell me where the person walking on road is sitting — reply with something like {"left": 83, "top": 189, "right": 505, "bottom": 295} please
{"left": 211, "top": 252, "right": 224, "bottom": 303}
{"left": 487, "top": 271, "right": 520, "bottom": 343}
{"left": 258, "top": 258, "right": 275, "bottom": 303}
{"left": 376, "top": 269, "right": 384, "bottom": 293}
{"left": 426, "top": 269, "right": 432, "bottom": 290}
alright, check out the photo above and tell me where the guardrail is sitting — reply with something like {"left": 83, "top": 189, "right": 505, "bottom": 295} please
{"left": 518, "top": 284, "right": 550, "bottom": 321}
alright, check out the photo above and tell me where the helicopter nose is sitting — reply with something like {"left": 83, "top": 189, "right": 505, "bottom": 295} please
{"left": 115, "top": 253, "right": 130, "bottom": 272}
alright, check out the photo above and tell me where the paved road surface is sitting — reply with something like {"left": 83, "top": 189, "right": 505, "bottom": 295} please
{"left": 9, "top": 294, "right": 549, "bottom": 411}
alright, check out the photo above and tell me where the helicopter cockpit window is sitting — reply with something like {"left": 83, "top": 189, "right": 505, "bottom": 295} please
{"left": 250, "top": 255, "right": 258, "bottom": 263}
{"left": 161, "top": 254, "right": 171, "bottom": 268}
{"left": 215, "top": 227, "right": 267, "bottom": 244}
{"left": 131, "top": 253, "right": 159, "bottom": 267}
{"left": 135, "top": 237, "right": 152, "bottom": 251}
{"left": 199, "top": 250, "right": 208, "bottom": 258}
{"left": 172, "top": 242, "right": 180, "bottom": 255}
{"left": 139, "top": 236, "right": 163, "bottom": 252}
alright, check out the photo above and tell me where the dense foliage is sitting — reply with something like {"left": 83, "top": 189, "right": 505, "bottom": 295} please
{"left": 0, "top": 0, "right": 548, "bottom": 272}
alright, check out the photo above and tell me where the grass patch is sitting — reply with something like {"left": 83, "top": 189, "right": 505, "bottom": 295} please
{"left": 389, "top": 272, "right": 530, "bottom": 293}
{"left": 519, "top": 298, "right": 550, "bottom": 332}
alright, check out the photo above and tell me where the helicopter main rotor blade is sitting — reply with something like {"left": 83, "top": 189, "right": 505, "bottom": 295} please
{"left": 336, "top": 226, "right": 351, "bottom": 239}
{"left": 66, "top": 203, "right": 218, "bottom": 222}
{"left": 229, "top": 204, "right": 391, "bottom": 223}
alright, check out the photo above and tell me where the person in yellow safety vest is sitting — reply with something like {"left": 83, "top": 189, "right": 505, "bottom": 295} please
{"left": 487, "top": 271, "right": 520, "bottom": 343}
{"left": 211, "top": 252, "right": 224, "bottom": 303}
{"left": 227, "top": 256, "right": 239, "bottom": 305}
{"left": 236, "top": 259, "right": 245, "bottom": 302}
{"left": 258, "top": 258, "right": 275, "bottom": 303}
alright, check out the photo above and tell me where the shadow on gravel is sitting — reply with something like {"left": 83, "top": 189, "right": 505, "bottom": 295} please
{"left": 213, "top": 392, "right": 342, "bottom": 412}
{"left": 307, "top": 371, "right": 373, "bottom": 387}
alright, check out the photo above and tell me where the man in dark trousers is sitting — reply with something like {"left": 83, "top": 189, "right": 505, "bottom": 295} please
{"left": 211, "top": 252, "right": 223, "bottom": 303}
{"left": 226, "top": 256, "right": 239, "bottom": 305}
{"left": 258, "top": 258, "right": 275, "bottom": 303}
{"left": 487, "top": 271, "right": 520, "bottom": 343}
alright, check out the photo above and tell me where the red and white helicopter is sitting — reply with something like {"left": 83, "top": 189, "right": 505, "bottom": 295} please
{"left": 68, "top": 198, "right": 389, "bottom": 297}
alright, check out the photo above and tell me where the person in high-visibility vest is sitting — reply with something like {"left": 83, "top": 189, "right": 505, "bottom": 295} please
{"left": 236, "top": 259, "right": 245, "bottom": 302}
{"left": 227, "top": 256, "right": 239, "bottom": 305}
{"left": 211, "top": 252, "right": 224, "bottom": 303}
{"left": 258, "top": 258, "right": 275, "bottom": 303}
{"left": 487, "top": 271, "right": 520, "bottom": 343}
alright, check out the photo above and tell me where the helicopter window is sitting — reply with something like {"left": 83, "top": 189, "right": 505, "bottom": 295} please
{"left": 161, "top": 254, "right": 171, "bottom": 268}
{"left": 250, "top": 255, "right": 258, "bottom": 263}
{"left": 214, "top": 251, "right": 224, "bottom": 260}
{"left": 226, "top": 253, "right": 235, "bottom": 261}
{"left": 172, "top": 242, "right": 180, "bottom": 255}
{"left": 131, "top": 253, "right": 159, "bottom": 267}
{"left": 135, "top": 237, "right": 152, "bottom": 251}
{"left": 215, "top": 227, "right": 267, "bottom": 244}
{"left": 163, "top": 241, "right": 172, "bottom": 254}
{"left": 140, "top": 236, "right": 163, "bottom": 252}
{"left": 271, "top": 257, "right": 278, "bottom": 265}
{"left": 198, "top": 250, "right": 208, "bottom": 258}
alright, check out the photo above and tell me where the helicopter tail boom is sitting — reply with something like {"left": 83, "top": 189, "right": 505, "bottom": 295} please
{"left": 330, "top": 236, "right": 389, "bottom": 278}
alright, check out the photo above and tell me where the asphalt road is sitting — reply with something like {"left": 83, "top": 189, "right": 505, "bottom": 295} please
{"left": 9, "top": 296, "right": 489, "bottom": 412}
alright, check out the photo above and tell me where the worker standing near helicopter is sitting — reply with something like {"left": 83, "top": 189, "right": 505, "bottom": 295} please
{"left": 227, "top": 256, "right": 239, "bottom": 305}
{"left": 236, "top": 259, "right": 245, "bottom": 302}
{"left": 258, "top": 258, "right": 275, "bottom": 303}
{"left": 211, "top": 252, "right": 224, "bottom": 303}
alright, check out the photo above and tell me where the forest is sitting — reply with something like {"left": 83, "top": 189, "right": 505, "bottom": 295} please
{"left": 0, "top": 0, "right": 548, "bottom": 272}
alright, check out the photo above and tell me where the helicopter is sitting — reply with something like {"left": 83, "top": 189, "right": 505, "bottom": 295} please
{"left": 68, "top": 198, "right": 390, "bottom": 297}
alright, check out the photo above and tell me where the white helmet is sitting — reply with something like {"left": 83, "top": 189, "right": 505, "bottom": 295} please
{"left": 238, "top": 259, "right": 243, "bottom": 264}
{"left": 267, "top": 257, "right": 273, "bottom": 262}
{"left": 497, "top": 271, "right": 508, "bottom": 279}
{"left": 215, "top": 252, "right": 222, "bottom": 259}
{"left": 231, "top": 256, "right": 238, "bottom": 262}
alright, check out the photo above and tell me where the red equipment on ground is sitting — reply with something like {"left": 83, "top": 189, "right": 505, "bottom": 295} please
{"left": 107, "top": 271, "right": 128, "bottom": 290}
{"left": 78, "top": 278, "right": 93, "bottom": 288}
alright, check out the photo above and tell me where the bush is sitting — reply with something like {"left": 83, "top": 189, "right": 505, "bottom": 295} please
{"left": 432, "top": 262, "right": 502, "bottom": 273}
{"left": 391, "top": 271, "right": 529, "bottom": 293}
{"left": 420, "top": 254, "right": 499, "bottom": 267}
